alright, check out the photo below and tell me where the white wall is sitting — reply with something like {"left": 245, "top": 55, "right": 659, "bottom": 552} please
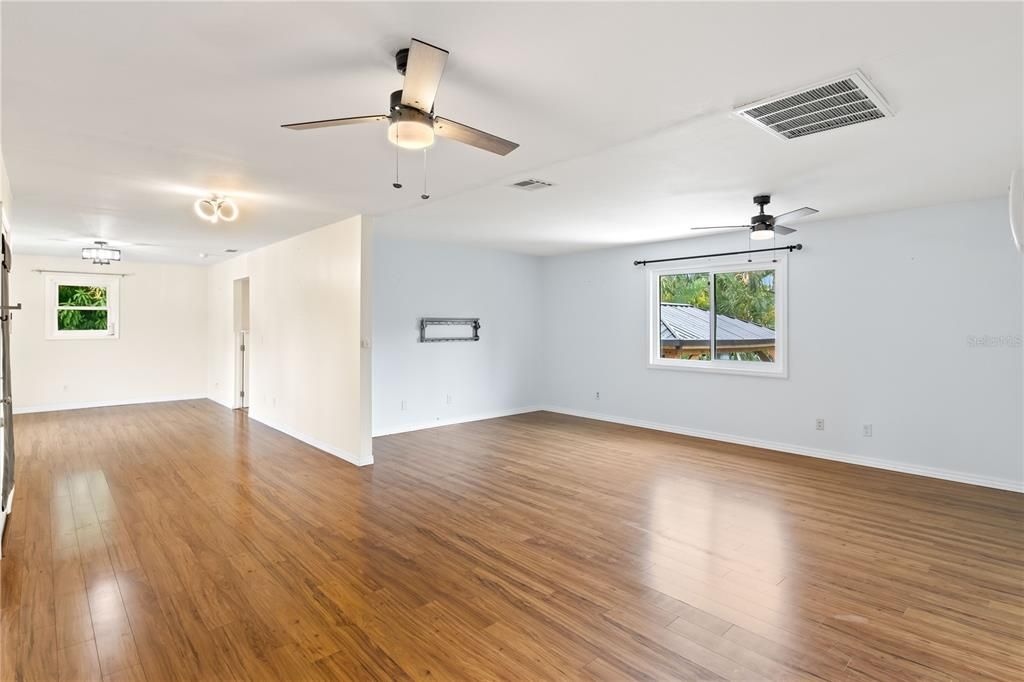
{"left": 539, "top": 198, "right": 1023, "bottom": 490}
{"left": 12, "top": 255, "right": 207, "bottom": 412}
{"left": 207, "top": 215, "right": 373, "bottom": 465}
{"left": 372, "top": 236, "right": 542, "bottom": 435}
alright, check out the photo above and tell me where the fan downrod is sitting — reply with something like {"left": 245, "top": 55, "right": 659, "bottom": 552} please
{"left": 752, "top": 195, "right": 773, "bottom": 226}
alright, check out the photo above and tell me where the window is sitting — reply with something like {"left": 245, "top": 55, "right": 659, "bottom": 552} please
{"left": 649, "top": 258, "right": 786, "bottom": 376}
{"left": 45, "top": 274, "right": 119, "bottom": 339}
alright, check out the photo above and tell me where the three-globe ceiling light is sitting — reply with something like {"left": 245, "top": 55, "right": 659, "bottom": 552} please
{"left": 194, "top": 195, "right": 239, "bottom": 224}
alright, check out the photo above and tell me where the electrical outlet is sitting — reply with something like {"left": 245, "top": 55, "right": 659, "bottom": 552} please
{"left": 862, "top": 424, "right": 873, "bottom": 437}
{"left": 595, "top": 391, "right": 601, "bottom": 400}
{"left": 815, "top": 418, "right": 825, "bottom": 431}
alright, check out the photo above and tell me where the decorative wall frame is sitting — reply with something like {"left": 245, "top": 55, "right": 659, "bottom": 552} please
{"left": 419, "top": 317, "right": 480, "bottom": 343}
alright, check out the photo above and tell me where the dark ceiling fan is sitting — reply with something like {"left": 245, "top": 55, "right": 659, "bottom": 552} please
{"left": 282, "top": 38, "right": 519, "bottom": 158}
{"left": 692, "top": 195, "right": 819, "bottom": 240}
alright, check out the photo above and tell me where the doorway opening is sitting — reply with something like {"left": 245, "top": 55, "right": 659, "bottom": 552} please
{"left": 233, "top": 277, "right": 250, "bottom": 410}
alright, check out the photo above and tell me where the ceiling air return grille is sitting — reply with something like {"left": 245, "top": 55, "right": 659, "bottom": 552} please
{"left": 509, "top": 178, "right": 554, "bottom": 191}
{"left": 735, "top": 70, "right": 892, "bottom": 140}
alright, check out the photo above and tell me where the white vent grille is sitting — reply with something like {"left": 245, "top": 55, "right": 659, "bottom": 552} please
{"left": 509, "top": 178, "right": 554, "bottom": 191}
{"left": 735, "top": 70, "right": 892, "bottom": 140}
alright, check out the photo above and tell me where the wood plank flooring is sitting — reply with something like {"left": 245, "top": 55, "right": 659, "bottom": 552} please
{"left": 2, "top": 400, "right": 1022, "bottom": 681}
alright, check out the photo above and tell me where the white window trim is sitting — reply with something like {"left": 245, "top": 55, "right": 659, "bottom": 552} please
{"left": 45, "top": 273, "right": 120, "bottom": 340}
{"left": 647, "top": 256, "right": 787, "bottom": 378}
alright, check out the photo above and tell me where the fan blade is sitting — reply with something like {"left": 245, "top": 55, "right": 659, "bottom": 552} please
{"left": 434, "top": 117, "right": 519, "bottom": 155}
{"left": 773, "top": 225, "right": 797, "bottom": 235}
{"left": 690, "top": 225, "right": 751, "bottom": 231}
{"left": 282, "top": 115, "right": 387, "bottom": 131}
{"left": 773, "top": 206, "right": 818, "bottom": 222}
{"left": 401, "top": 39, "right": 449, "bottom": 112}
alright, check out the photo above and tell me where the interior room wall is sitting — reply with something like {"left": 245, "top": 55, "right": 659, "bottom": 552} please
{"left": 11, "top": 255, "right": 208, "bottom": 412}
{"left": 372, "top": 236, "right": 542, "bottom": 435}
{"left": 206, "top": 214, "right": 374, "bottom": 465}
{"left": 538, "top": 198, "right": 1023, "bottom": 491}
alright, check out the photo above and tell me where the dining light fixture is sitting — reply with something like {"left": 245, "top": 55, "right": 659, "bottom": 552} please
{"left": 82, "top": 241, "right": 121, "bottom": 265}
{"left": 194, "top": 195, "right": 239, "bottom": 223}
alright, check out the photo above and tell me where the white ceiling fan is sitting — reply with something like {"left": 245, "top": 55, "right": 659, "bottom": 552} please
{"left": 282, "top": 38, "right": 519, "bottom": 158}
{"left": 692, "top": 195, "right": 819, "bottom": 240}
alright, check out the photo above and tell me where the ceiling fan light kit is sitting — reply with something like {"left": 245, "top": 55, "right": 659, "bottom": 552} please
{"left": 282, "top": 37, "right": 519, "bottom": 197}
{"left": 387, "top": 90, "right": 435, "bottom": 150}
{"left": 194, "top": 195, "right": 238, "bottom": 224}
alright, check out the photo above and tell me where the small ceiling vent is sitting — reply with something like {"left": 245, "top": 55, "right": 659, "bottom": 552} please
{"left": 509, "top": 178, "right": 554, "bottom": 191}
{"left": 735, "top": 70, "right": 892, "bottom": 140}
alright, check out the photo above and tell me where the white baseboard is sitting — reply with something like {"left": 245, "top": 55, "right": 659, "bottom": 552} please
{"left": 248, "top": 411, "right": 372, "bottom": 467}
{"left": 539, "top": 405, "right": 1024, "bottom": 494}
{"left": 373, "top": 405, "right": 542, "bottom": 437}
{"left": 13, "top": 395, "right": 207, "bottom": 415}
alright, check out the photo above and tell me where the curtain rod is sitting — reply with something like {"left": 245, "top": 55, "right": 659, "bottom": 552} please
{"left": 31, "top": 269, "right": 134, "bottom": 277}
{"left": 633, "top": 243, "right": 802, "bottom": 267}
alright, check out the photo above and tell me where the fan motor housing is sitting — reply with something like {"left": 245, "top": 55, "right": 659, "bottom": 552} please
{"left": 391, "top": 89, "right": 434, "bottom": 120}
{"left": 389, "top": 104, "right": 432, "bottom": 128}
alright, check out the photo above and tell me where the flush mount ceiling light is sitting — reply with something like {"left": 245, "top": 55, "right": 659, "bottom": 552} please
{"left": 194, "top": 195, "right": 239, "bottom": 224}
{"left": 82, "top": 241, "right": 121, "bottom": 265}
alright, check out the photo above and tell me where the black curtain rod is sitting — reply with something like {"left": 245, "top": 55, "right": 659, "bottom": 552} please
{"left": 633, "top": 243, "right": 802, "bottom": 267}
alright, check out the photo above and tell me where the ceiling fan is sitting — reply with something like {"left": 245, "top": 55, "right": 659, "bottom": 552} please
{"left": 691, "top": 195, "right": 819, "bottom": 240}
{"left": 282, "top": 38, "right": 519, "bottom": 160}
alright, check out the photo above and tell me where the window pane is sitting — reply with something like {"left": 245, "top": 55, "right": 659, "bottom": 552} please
{"left": 713, "top": 270, "right": 775, "bottom": 362}
{"left": 659, "top": 273, "right": 711, "bottom": 361}
{"left": 57, "top": 309, "right": 108, "bottom": 331}
{"left": 58, "top": 285, "right": 107, "bottom": 307}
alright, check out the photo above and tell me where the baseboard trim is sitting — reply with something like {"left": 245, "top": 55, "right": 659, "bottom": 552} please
{"left": 13, "top": 395, "right": 207, "bottom": 415}
{"left": 373, "top": 405, "right": 542, "bottom": 437}
{"left": 539, "top": 406, "right": 1023, "bottom": 493}
{"left": 248, "top": 412, "right": 372, "bottom": 467}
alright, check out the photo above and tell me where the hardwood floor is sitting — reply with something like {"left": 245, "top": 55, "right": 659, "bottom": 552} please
{"left": 1, "top": 400, "right": 1021, "bottom": 681}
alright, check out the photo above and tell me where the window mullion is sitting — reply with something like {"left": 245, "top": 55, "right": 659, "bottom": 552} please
{"left": 709, "top": 272, "right": 717, "bottom": 362}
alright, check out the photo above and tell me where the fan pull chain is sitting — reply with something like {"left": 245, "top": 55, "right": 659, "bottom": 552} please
{"left": 393, "top": 133, "right": 402, "bottom": 189}
{"left": 421, "top": 149, "right": 430, "bottom": 200}
{"left": 747, "top": 229, "right": 753, "bottom": 263}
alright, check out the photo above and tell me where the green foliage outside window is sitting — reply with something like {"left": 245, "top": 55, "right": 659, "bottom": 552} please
{"left": 660, "top": 273, "right": 710, "bottom": 310}
{"left": 714, "top": 271, "right": 775, "bottom": 330}
{"left": 660, "top": 271, "right": 775, "bottom": 330}
{"left": 57, "top": 285, "right": 109, "bottom": 331}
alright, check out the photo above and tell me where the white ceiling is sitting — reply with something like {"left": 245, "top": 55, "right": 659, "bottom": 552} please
{"left": 3, "top": 2, "right": 1021, "bottom": 262}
